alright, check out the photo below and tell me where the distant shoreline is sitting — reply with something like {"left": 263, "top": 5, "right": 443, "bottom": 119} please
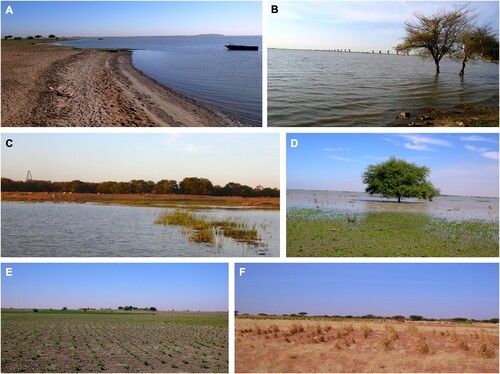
{"left": 1, "top": 192, "right": 280, "bottom": 209}
{"left": 1, "top": 39, "right": 245, "bottom": 127}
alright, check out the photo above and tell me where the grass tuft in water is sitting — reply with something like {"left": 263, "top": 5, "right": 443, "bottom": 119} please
{"left": 155, "top": 210, "right": 260, "bottom": 245}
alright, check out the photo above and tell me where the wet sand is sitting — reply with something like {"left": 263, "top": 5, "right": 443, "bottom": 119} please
{"left": 1, "top": 40, "right": 241, "bottom": 127}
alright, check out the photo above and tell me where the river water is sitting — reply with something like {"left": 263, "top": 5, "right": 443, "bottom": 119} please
{"left": 287, "top": 190, "right": 499, "bottom": 222}
{"left": 60, "top": 36, "right": 262, "bottom": 125}
{"left": 269, "top": 49, "right": 499, "bottom": 126}
{"left": 1, "top": 202, "right": 279, "bottom": 257}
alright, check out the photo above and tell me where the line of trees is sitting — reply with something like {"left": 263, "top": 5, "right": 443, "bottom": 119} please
{"left": 118, "top": 306, "right": 157, "bottom": 311}
{"left": 237, "top": 312, "right": 499, "bottom": 324}
{"left": 4, "top": 34, "right": 56, "bottom": 40}
{"left": 1, "top": 177, "right": 280, "bottom": 197}
{"left": 396, "top": 4, "right": 499, "bottom": 75}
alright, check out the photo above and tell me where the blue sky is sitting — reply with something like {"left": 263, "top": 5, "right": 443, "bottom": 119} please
{"left": 269, "top": 1, "right": 499, "bottom": 51}
{"left": 235, "top": 263, "right": 499, "bottom": 319}
{"left": 2, "top": 263, "right": 228, "bottom": 311}
{"left": 1, "top": 1, "right": 261, "bottom": 37}
{"left": 287, "top": 133, "right": 499, "bottom": 197}
{"left": 1, "top": 133, "right": 279, "bottom": 188}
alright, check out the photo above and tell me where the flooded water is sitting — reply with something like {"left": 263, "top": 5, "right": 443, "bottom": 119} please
{"left": 1, "top": 202, "right": 279, "bottom": 257}
{"left": 288, "top": 190, "right": 499, "bottom": 222}
{"left": 60, "top": 36, "right": 262, "bottom": 125}
{"left": 269, "top": 49, "right": 499, "bottom": 126}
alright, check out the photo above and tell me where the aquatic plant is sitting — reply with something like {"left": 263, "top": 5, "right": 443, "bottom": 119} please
{"left": 155, "top": 209, "right": 261, "bottom": 246}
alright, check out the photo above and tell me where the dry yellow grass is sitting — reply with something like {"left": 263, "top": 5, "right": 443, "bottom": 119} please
{"left": 236, "top": 318, "right": 499, "bottom": 372}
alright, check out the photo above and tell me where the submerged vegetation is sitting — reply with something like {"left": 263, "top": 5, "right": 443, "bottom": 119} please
{"left": 155, "top": 210, "right": 261, "bottom": 246}
{"left": 287, "top": 208, "right": 498, "bottom": 257}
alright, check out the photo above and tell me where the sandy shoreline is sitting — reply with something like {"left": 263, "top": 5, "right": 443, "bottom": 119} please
{"left": 1, "top": 40, "right": 245, "bottom": 127}
{"left": 1, "top": 191, "right": 280, "bottom": 209}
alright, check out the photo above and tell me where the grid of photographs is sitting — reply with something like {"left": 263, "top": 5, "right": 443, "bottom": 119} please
{"left": 1, "top": 1, "right": 499, "bottom": 373}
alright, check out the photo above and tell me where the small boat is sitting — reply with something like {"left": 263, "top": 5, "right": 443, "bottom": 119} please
{"left": 225, "top": 43, "right": 258, "bottom": 51}
{"left": 98, "top": 38, "right": 104, "bottom": 40}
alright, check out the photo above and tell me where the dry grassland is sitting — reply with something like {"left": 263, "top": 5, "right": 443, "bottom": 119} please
{"left": 235, "top": 318, "right": 498, "bottom": 372}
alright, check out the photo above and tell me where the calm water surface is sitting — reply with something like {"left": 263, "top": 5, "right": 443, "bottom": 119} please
{"left": 1, "top": 202, "right": 279, "bottom": 257}
{"left": 269, "top": 49, "right": 499, "bottom": 126}
{"left": 288, "top": 190, "right": 499, "bottom": 222}
{"left": 60, "top": 36, "right": 262, "bottom": 125}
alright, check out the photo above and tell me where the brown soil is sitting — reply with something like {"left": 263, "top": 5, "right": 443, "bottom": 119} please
{"left": 393, "top": 104, "right": 499, "bottom": 127}
{"left": 235, "top": 318, "right": 499, "bottom": 372}
{"left": 1, "top": 40, "right": 241, "bottom": 127}
{"left": 1, "top": 191, "right": 280, "bottom": 208}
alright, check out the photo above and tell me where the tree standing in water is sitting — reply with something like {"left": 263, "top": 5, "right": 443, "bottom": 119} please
{"left": 396, "top": 5, "right": 472, "bottom": 74}
{"left": 362, "top": 157, "right": 440, "bottom": 203}
{"left": 453, "top": 25, "right": 499, "bottom": 76}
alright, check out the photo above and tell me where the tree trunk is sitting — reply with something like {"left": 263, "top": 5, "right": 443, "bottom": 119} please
{"left": 398, "top": 196, "right": 401, "bottom": 203}
{"left": 434, "top": 59, "right": 440, "bottom": 74}
{"left": 459, "top": 58, "right": 467, "bottom": 76}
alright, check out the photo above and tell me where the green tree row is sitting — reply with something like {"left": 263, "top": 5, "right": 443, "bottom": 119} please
{"left": 1, "top": 177, "right": 279, "bottom": 198}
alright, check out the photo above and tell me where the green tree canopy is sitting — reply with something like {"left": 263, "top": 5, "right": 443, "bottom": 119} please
{"left": 395, "top": 5, "right": 471, "bottom": 74}
{"left": 362, "top": 157, "right": 440, "bottom": 203}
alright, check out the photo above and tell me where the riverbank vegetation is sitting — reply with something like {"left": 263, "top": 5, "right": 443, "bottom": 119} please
{"left": 287, "top": 209, "right": 498, "bottom": 257}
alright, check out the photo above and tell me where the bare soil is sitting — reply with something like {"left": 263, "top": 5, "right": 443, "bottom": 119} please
{"left": 1, "top": 40, "right": 240, "bottom": 127}
{"left": 1, "top": 192, "right": 280, "bottom": 209}
{"left": 235, "top": 318, "right": 499, "bottom": 372}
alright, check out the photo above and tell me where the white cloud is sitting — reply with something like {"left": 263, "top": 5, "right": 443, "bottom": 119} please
{"left": 404, "top": 143, "right": 431, "bottom": 151}
{"left": 327, "top": 156, "right": 364, "bottom": 163}
{"left": 399, "top": 134, "right": 452, "bottom": 147}
{"left": 465, "top": 145, "right": 489, "bottom": 152}
{"left": 323, "top": 147, "right": 344, "bottom": 152}
{"left": 460, "top": 135, "right": 498, "bottom": 143}
{"left": 483, "top": 152, "right": 499, "bottom": 160}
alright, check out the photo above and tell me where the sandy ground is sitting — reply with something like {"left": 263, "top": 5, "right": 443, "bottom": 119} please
{"left": 1, "top": 192, "right": 280, "bottom": 208}
{"left": 1, "top": 40, "right": 242, "bottom": 127}
{"left": 235, "top": 318, "right": 499, "bottom": 372}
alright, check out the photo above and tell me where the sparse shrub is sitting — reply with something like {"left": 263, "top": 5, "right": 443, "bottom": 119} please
{"left": 290, "top": 323, "right": 304, "bottom": 335}
{"left": 314, "top": 324, "right": 323, "bottom": 335}
{"left": 406, "top": 325, "right": 420, "bottom": 337}
{"left": 415, "top": 336, "right": 430, "bottom": 353}
{"left": 344, "top": 336, "right": 355, "bottom": 347}
{"left": 269, "top": 324, "right": 280, "bottom": 333}
{"left": 456, "top": 340, "right": 469, "bottom": 351}
{"left": 333, "top": 342, "right": 342, "bottom": 350}
{"left": 385, "top": 325, "right": 399, "bottom": 341}
{"left": 361, "top": 324, "right": 373, "bottom": 338}
{"left": 477, "top": 342, "right": 495, "bottom": 358}
{"left": 324, "top": 325, "right": 332, "bottom": 332}
{"left": 254, "top": 325, "right": 262, "bottom": 335}
{"left": 284, "top": 337, "right": 291, "bottom": 343}
{"left": 288, "top": 353, "right": 298, "bottom": 359}
{"left": 336, "top": 324, "right": 354, "bottom": 338}
{"left": 379, "top": 335, "right": 394, "bottom": 351}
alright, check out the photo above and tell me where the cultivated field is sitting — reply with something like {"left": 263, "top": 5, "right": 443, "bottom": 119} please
{"left": 1, "top": 311, "right": 228, "bottom": 373}
{"left": 235, "top": 317, "right": 499, "bottom": 372}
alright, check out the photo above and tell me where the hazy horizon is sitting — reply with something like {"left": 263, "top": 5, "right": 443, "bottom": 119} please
{"left": 269, "top": 1, "right": 499, "bottom": 52}
{"left": 287, "top": 133, "right": 499, "bottom": 197}
{"left": 2, "top": 1, "right": 262, "bottom": 37}
{"left": 2, "top": 264, "right": 228, "bottom": 311}
{"left": 2, "top": 134, "right": 280, "bottom": 189}
{"left": 236, "top": 264, "right": 499, "bottom": 320}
